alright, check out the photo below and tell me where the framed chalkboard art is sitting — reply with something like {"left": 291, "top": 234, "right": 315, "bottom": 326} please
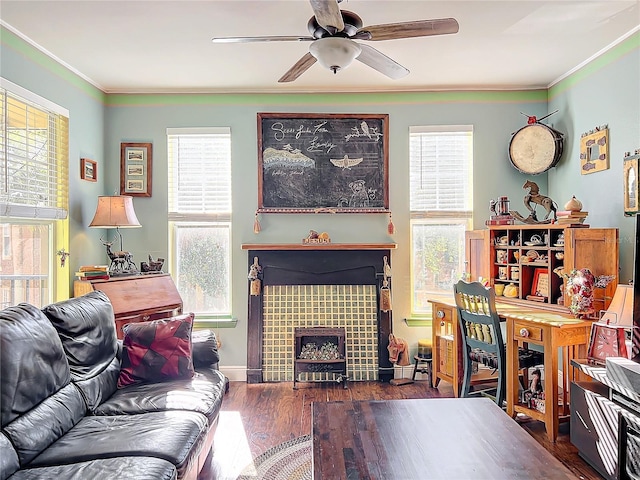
{"left": 257, "top": 113, "right": 389, "bottom": 213}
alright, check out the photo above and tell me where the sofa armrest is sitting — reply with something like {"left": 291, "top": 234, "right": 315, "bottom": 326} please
{"left": 192, "top": 329, "right": 220, "bottom": 368}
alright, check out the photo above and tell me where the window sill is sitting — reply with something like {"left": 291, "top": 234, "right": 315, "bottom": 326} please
{"left": 194, "top": 315, "right": 237, "bottom": 329}
{"left": 404, "top": 316, "right": 432, "bottom": 327}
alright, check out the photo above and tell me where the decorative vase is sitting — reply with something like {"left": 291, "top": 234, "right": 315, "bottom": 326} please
{"left": 564, "top": 268, "right": 615, "bottom": 318}
{"left": 564, "top": 196, "right": 583, "bottom": 212}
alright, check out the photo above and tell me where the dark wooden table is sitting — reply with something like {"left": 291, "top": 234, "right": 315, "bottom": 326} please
{"left": 312, "top": 397, "right": 576, "bottom": 479}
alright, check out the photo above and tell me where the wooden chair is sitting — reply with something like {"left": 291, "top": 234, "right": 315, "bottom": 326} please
{"left": 453, "top": 280, "right": 506, "bottom": 406}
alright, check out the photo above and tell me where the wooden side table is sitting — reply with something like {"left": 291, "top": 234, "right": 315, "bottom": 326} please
{"left": 503, "top": 310, "right": 592, "bottom": 442}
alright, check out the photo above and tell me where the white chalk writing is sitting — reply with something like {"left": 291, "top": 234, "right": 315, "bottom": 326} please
{"left": 271, "top": 121, "right": 330, "bottom": 141}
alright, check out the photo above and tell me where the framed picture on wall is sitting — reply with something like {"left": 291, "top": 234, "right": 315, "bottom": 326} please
{"left": 80, "top": 158, "right": 97, "bottom": 182}
{"left": 120, "top": 142, "right": 152, "bottom": 197}
{"left": 580, "top": 127, "right": 609, "bottom": 175}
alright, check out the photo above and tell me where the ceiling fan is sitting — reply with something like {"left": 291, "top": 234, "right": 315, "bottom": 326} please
{"left": 211, "top": 0, "right": 459, "bottom": 83}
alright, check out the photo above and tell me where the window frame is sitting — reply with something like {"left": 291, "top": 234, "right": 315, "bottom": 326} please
{"left": 409, "top": 125, "right": 473, "bottom": 317}
{"left": 0, "top": 78, "right": 69, "bottom": 306}
{"left": 167, "top": 127, "right": 233, "bottom": 324}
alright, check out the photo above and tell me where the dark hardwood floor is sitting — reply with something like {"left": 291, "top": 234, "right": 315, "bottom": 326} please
{"left": 206, "top": 378, "right": 603, "bottom": 479}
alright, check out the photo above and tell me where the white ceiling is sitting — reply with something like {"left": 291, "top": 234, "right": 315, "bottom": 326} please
{"left": 1, "top": 0, "right": 639, "bottom": 94}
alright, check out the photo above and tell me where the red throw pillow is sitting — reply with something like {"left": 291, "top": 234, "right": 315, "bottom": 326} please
{"left": 117, "top": 313, "right": 195, "bottom": 388}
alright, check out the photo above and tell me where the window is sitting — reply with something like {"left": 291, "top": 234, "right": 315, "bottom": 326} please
{"left": 0, "top": 78, "right": 69, "bottom": 308}
{"left": 410, "top": 126, "right": 473, "bottom": 315}
{"left": 167, "top": 127, "right": 231, "bottom": 319}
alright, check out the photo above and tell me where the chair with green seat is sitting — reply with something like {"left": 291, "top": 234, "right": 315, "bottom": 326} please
{"left": 453, "top": 279, "right": 506, "bottom": 406}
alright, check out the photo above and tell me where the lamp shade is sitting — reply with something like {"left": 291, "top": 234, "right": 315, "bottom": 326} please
{"left": 309, "top": 37, "right": 362, "bottom": 74}
{"left": 89, "top": 196, "right": 141, "bottom": 228}
{"left": 600, "top": 284, "right": 634, "bottom": 327}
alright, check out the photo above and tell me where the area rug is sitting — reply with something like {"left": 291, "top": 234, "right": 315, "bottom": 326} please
{"left": 238, "top": 435, "right": 311, "bottom": 480}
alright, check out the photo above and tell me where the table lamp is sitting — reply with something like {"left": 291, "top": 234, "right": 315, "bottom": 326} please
{"left": 89, "top": 195, "right": 141, "bottom": 274}
{"left": 598, "top": 283, "right": 634, "bottom": 359}
{"left": 600, "top": 284, "right": 634, "bottom": 327}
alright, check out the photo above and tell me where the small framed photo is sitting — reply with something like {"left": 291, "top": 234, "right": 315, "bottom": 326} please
{"left": 80, "top": 158, "right": 97, "bottom": 182}
{"left": 624, "top": 151, "right": 640, "bottom": 215}
{"left": 126, "top": 179, "right": 144, "bottom": 191}
{"left": 120, "top": 142, "right": 152, "bottom": 197}
{"left": 532, "top": 268, "right": 549, "bottom": 298}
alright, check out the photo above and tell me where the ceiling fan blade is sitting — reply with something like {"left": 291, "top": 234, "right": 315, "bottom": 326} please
{"left": 356, "top": 44, "right": 409, "bottom": 80}
{"left": 358, "top": 18, "right": 459, "bottom": 41}
{"left": 309, "top": 0, "right": 345, "bottom": 34}
{"left": 278, "top": 52, "right": 317, "bottom": 83}
{"left": 212, "top": 35, "right": 314, "bottom": 43}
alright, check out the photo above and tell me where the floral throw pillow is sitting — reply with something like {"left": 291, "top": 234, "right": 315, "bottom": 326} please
{"left": 117, "top": 313, "right": 195, "bottom": 388}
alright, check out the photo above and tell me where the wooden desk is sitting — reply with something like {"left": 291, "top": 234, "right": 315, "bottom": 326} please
{"left": 429, "top": 296, "right": 592, "bottom": 442}
{"left": 74, "top": 273, "right": 182, "bottom": 339}
{"left": 429, "top": 297, "right": 529, "bottom": 397}
{"left": 312, "top": 398, "right": 575, "bottom": 479}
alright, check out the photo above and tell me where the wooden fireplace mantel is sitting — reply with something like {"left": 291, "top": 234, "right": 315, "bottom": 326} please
{"left": 241, "top": 243, "right": 397, "bottom": 251}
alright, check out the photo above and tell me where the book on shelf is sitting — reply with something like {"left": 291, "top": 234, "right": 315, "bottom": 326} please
{"left": 76, "top": 270, "right": 109, "bottom": 276}
{"left": 556, "top": 210, "right": 589, "bottom": 217}
{"left": 556, "top": 218, "right": 587, "bottom": 225}
{"left": 76, "top": 265, "right": 109, "bottom": 279}
{"left": 76, "top": 276, "right": 110, "bottom": 281}
{"left": 526, "top": 295, "right": 547, "bottom": 302}
{"left": 79, "top": 265, "right": 109, "bottom": 272}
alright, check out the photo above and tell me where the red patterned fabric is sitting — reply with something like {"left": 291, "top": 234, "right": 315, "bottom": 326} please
{"left": 117, "top": 313, "right": 195, "bottom": 388}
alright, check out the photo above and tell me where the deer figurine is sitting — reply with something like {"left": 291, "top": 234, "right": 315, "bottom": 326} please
{"left": 101, "top": 238, "right": 136, "bottom": 273}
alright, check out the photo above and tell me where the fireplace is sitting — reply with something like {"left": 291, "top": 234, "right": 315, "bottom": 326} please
{"left": 243, "top": 244, "right": 396, "bottom": 384}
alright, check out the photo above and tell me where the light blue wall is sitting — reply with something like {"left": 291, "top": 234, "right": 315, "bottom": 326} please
{"left": 103, "top": 93, "right": 547, "bottom": 366}
{"left": 2, "top": 25, "right": 638, "bottom": 370}
{"left": 549, "top": 33, "right": 640, "bottom": 284}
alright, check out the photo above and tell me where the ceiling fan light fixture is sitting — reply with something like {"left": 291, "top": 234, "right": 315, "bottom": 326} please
{"left": 309, "top": 37, "right": 361, "bottom": 74}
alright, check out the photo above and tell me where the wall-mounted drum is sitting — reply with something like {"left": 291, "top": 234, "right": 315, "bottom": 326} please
{"left": 509, "top": 123, "right": 564, "bottom": 175}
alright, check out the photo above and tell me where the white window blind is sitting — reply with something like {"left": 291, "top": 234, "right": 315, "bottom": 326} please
{"left": 0, "top": 79, "right": 68, "bottom": 220}
{"left": 167, "top": 127, "right": 231, "bottom": 222}
{"left": 167, "top": 127, "right": 232, "bottom": 317}
{"left": 409, "top": 126, "right": 472, "bottom": 216}
{"left": 409, "top": 125, "right": 473, "bottom": 314}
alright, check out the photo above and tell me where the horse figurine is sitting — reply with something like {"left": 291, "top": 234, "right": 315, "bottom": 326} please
{"left": 523, "top": 180, "right": 557, "bottom": 222}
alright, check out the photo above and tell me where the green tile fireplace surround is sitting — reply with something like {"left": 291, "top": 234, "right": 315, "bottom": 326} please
{"left": 242, "top": 243, "right": 396, "bottom": 384}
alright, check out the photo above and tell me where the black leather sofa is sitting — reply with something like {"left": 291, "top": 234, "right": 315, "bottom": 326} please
{"left": 0, "top": 291, "right": 226, "bottom": 480}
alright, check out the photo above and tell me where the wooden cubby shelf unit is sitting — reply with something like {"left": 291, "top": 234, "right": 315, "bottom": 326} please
{"left": 485, "top": 225, "right": 618, "bottom": 314}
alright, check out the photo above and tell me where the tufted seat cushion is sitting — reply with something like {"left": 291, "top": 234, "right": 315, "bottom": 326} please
{"left": 28, "top": 411, "right": 207, "bottom": 479}
{"left": 8, "top": 457, "right": 177, "bottom": 480}
{"left": 94, "top": 369, "right": 225, "bottom": 425}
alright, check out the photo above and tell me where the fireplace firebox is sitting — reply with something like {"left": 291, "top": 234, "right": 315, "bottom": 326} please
{"left": 294, "top": 326, "right": 347, "bottom": 389}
